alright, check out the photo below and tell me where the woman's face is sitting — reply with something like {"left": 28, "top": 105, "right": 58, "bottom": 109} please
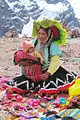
{"left": 37, "top": 28, "right": 48, "bottom": 44}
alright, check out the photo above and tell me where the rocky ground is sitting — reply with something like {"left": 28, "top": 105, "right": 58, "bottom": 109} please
{"left": 0, "top": 36, "right": 80, "bottom": 78}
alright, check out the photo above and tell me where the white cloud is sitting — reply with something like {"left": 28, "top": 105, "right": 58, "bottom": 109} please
{"left": 22, "top": 18, "right": 34, "bottom": 37}
{"left": 68, "top": 0, "right": 80, "bottom": 19}
{"left": 36, "top": 1, "right": 67, "bottom": 13}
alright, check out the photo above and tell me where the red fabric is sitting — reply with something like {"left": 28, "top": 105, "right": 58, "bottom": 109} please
{"left": 40, "top": 81, "right": 75, "bottom": 95}
{"left": 50, "top": 26, "right": 60, "bottom": 40}
{"left": 14, "top": 50, "right": 38, "bottom": 64}
{"left": 14, "top": 50, "right": 43, "bottom": 82}
{"left": 24, "top": 63, "right": 42, "bottom": 82}
{"left": 14, "top": 50, "right": 25, "bottom": 64}
{"left": 3, "top": 83, "right": 29, "bottom": 94}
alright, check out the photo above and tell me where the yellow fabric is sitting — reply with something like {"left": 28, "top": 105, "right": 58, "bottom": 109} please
{"left": 47, "top": 55, "right": 60, "bottom": 75}
{"left": 34, "top": 51, "right": 44, "bottom": 62}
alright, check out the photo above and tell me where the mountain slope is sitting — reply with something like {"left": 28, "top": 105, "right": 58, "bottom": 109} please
{"left": 0, "top": 0, "right": 80, "bottom": 37}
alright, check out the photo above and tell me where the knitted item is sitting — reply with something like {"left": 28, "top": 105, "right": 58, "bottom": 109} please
{"left": 14, "top": 50, "right": 38, "bottom": 65}
{"left": 21, "top": 40, "right": 34, "bottom": 52}
{"left": 24, "top": 62, "right": 42, "bottom": 82}
{"left": 14, "top": 50, "right": 43, "bottom": 82}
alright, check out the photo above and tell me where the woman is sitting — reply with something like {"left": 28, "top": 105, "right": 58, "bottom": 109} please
{"left": 4, "top": 19, "right": 77, "bottom": 94}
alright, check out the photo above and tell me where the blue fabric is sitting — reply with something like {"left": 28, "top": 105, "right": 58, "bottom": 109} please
{"left": 32, "top": 38, "right": 37, "bottom": 44}
{"left": 32, "top": 39, "right": 62, "bottom": 63}
{"left": 21, "top": 66, "right": 25, "bottom": 75}
{"left": 50, "top": 42, "right": 62, "bottom": 56}
{"left": 41, "top": 115, "right": 56, "bottom": 120}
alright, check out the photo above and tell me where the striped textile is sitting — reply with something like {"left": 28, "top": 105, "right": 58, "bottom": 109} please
{"left": 14, "top": 50, "right": 40, "bottom": 65}
{"left": 14, "top": 50, "right": 43, "bottom": 82}
{"left": 24, "top": 62, "right": 42, "bottom": 82}
{"left": 57, "top": 109, "right": 80, "bottom": 120}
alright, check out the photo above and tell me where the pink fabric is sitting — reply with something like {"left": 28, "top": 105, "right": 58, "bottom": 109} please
{"left": 0, "top": 76, "right": 10, "bottom": 90}
{"left": 21, "top": 40, "right": 34, "bottom": 52}
{"left": 14, "top": 50, "right": 25, "bottom": 63}
{"left": 14, "top": 50, "right": 38, "bottom": 64}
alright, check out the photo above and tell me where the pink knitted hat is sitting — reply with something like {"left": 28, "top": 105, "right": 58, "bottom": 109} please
{"left": 21, "top": 40, "right": 34, "bottom": 52}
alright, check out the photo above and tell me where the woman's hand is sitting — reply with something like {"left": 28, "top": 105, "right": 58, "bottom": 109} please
{"left": 40, "top": 71, "right": 51, "bottom": 81}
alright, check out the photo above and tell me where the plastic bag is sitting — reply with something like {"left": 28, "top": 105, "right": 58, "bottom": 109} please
{"left": 69, "top": 78, "right": 80, "bottom": 96}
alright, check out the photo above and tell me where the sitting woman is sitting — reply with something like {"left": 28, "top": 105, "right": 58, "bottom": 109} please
{"left": 4, "top": 19, "right": 77, "bottom": 94}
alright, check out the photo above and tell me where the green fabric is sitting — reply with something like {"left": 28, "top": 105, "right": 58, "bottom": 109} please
{"left": 32, "top": 19, "right": 67, "bottom": 46}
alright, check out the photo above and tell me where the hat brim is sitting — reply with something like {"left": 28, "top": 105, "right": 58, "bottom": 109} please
{"left": 32, "top": 19, "right": 67, "bottom": 45}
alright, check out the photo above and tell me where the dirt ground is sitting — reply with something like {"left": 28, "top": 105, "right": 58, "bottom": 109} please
{"left": 0, "top": 36, "right": 80, "bottom": 78}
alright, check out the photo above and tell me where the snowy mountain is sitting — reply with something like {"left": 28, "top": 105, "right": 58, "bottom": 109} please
{"left": 0, "top": 0, "right": 80, "bottom": 37}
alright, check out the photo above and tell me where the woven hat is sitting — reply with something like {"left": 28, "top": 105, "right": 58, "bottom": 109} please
{"left": 21, "top": 40, "right": 34, "bottom": 52}
{"left": 32, "top": 19, "right": 67, "bottom": 45}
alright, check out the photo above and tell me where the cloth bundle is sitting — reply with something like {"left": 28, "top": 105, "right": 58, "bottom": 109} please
{"left": 14, "top": 50, "right": 43, "bottom": 82}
